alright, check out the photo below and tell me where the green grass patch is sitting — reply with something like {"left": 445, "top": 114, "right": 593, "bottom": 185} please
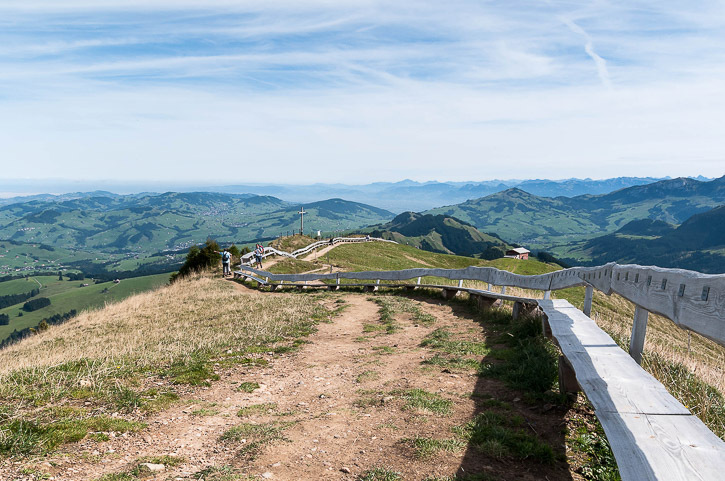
{"left": 568, "top": 416, "right": 621, "bottom": 481}
{"left": 0, "top": 416, "right": 144, "bottom": 455}
{"left": 404, "top": 436, "right": 465, "bottom": 458}
{"left": 453, "top": 410, "right": 554, "bottom": 463}
{"left": 237, "top": 403, "right": 276, "bottom": 417}
{"left": 357, "top": 467, "right": 402, "bottom": 481}
{"left": 236, "top": 382, "right": 260, "bottom": 393}
{"left": 219, "top": 421, "right": 292, "bottom": 459}
{"left": 370, "top": 295, "right": 436, "bottom": 329}
{"left": 368, "top": 297, "right": 402, "bottom": 334}
{"left": 371, "top": 346, "right": 395, "bottom": 354}
{"left": 421, "top": 328, "right": 489, "bottom": 355}
{"left": 477, "top": 315, "right": 561, "bottom": 400}
{"left": 267, "top": 258, "right": 317, "bottom": 275}
{"left": 395, "top": 389, "right": 452, "bottom": 415}
{"left": 423, "top": 474, "right": 497, "bottom": 481}
{"left": 190, "top": 464, "right": 247, "bottom": 480}
{"left": 422, "top": 354, "right": 481, "bottom": 372}
{"left": 356, "top": 371, "right": 380, "bottom": 383}
{"left": 164, "top": 355, "right": 220, "bottom": 387}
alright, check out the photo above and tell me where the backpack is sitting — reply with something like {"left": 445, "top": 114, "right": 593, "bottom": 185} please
{"left": 222, "top": 251, "right": 230, "bottom": 261}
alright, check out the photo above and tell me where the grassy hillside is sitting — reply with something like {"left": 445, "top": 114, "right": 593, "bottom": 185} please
{"left": 0, "top": 273, "right": 170, "bottom": 343}
{"left": 0, "top": 193, "right": 394, "bottom": 256}
{"left": 557, "top": 205, "right": 725, "bottom": 273}
{"left": 367, "top": 212, "right": 510, "bottom": 258}
{"left": 0, "top": 240, "right": 95, "bottom": 276}
{"left": 426, "top": 176, "right": 725, "bottom": 249}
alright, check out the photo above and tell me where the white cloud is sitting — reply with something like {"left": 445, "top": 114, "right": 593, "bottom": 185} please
{"left": 0, "top": 1, "right": 723, "bottom": 183}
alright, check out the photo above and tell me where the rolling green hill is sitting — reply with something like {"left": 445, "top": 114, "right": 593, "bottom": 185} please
{"left": 425, "top": 176, "right": 725, "bottom": 249}
{"left": 556, "top": 205, "right": 725, "bottom": 273}
{"left": 367, "top": 212, "right": 510, "bottom": 258}
{"left": 0, "top": 193, "right": 394, "bottom": 255}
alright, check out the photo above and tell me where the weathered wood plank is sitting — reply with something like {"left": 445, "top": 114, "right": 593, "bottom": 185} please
{"left": 611, "top": 264, "right": 725, "bottom": 347}
{"left": 538, "top": 300, "right": 690, "bottom": 415}
{"left": 583, "top": 285, "right": 594, "bottom": 317}
{"left": 540, "top": 299, "right": 725, "bottom": 480}
{"left": 629, "top": 306, "right": 649, "bottom": 364}
{"left": 597, "top": 411, "right": 725, "bottom": 481}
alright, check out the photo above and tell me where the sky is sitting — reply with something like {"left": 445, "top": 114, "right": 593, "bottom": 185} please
{"left": 1, "top": 0, "right": 724, "bottom": 185}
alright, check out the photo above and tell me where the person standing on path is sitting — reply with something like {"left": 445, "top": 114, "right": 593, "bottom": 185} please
{"left": 254, "top": 244, "right": 264, "bottom": 269}
{"left": 220, "top": 249, "right": 231, "bottom": 277}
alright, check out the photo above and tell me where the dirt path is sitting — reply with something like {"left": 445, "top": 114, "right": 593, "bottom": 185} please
{"left": 29, "top": 288, "right": 577, "bottom": 481}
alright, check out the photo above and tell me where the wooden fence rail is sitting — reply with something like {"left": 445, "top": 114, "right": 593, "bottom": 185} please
{"left": 240, "top": 236, "right": 396, "bottom": 264}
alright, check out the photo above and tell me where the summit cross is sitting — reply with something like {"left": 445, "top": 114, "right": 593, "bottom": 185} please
{"left": 298, "top": 207, "right": 306, "bottom": 236}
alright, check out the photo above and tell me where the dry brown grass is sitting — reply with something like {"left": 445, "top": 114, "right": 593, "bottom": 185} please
{"left": 0, "top": 273, "right": 323, "bottom": 376}
{"left": 587, "top": 291, "right": 725, "bottom": 396}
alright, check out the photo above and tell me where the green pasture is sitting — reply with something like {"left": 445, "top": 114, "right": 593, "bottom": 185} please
{"left": 0, "top": 273, "right": 170, "bottom": 342}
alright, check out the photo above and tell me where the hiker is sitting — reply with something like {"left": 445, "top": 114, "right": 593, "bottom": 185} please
{"left": 254, "top": 244, "right": 264, "bottom": 268}
{"left": 220, "top": 249, "right": 231, "bottom": 277}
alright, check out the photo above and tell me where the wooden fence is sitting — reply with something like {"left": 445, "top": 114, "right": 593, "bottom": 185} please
{"left": 240, "top": 236, "right": 396, "bottom": 264}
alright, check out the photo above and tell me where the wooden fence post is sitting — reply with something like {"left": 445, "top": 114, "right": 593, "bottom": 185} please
{"left": 583, "top": 285, "right": 594, "bottom": 317}
{"left": 629, "top": 306, "right": 649, "bottom": 364}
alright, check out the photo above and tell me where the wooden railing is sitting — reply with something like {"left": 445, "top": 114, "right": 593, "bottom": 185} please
{"left": 234, "top": 261, "right": 725, "bottom": 480}
{"left": 240, "top": 236, "right": 396, "bottom": 264}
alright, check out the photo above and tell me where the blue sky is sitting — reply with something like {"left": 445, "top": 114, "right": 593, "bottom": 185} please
{"left": 1, "top": 0, "right": 724, "bottom": 184}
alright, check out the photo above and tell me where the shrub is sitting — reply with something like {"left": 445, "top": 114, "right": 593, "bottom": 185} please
{"left": 170, "top": 239, "right": 221, "bottom": 283}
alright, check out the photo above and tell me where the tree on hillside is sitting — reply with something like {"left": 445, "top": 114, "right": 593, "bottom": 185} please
{"left": 22, "top": 297, "right": 51, "bottom": 312}
{"left": 58, "top": 270, "right": 63, "bottom": 281}
{"left": 170, "top": 238, "right": 221, "bottom": 283}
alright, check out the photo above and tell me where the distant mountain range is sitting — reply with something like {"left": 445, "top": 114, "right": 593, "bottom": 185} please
{"left": 426, "top": 176, "right": 725, "bottom": 249}
{"left": 1, "top": 176, "right": 695, "bottom": 213}
{"left": 367, "top": 212, "right": 510, "bottom": 258}
{"left": 2, "top": 175, "right": 724, "bottom": 273}
{"left": 204, "top": 176, "right": 676, "bottom": 212}
{"left": 0, "top": 192, "right": 393, "bottom": 254}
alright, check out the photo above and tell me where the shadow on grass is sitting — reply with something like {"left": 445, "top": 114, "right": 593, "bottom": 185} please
{"left": 403, "top": 290, "right": 576, "bottom": 481}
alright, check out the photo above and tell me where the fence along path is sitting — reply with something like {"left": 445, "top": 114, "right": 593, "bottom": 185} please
{"left": 240, "top": 236, "right": 396, "bottom": 265}
{"left": 235, "top": 260, "right": 725, "bottom": 481}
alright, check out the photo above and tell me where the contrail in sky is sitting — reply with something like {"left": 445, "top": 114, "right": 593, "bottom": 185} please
{"left": 561, "top": 17, "right": 612, "bottom": 89}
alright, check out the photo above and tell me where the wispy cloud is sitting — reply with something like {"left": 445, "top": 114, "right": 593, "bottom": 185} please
{"left": 560, "top": 16, "right": 612, "bottom": 89}
{"left": 0, "top": 1, "right": 723, "bottom": 183}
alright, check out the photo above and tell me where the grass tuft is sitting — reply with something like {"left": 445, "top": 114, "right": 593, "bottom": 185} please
{"left": 404, "top": 436, "right": 465, "bottom": 458}
{"left": 357, "top": 467, "right": 402, "bottom": 481}
{"left": 237, "top": 403, "right": 276, "bottom": 417}
{"left": 236, "top": 382, "right": 260, "bottom": 393}
{"left": 395, "top": 389, "right": 452, "bottom": 415}
{"left": 453, "top": 410, "right": 554, "bottom": 463}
